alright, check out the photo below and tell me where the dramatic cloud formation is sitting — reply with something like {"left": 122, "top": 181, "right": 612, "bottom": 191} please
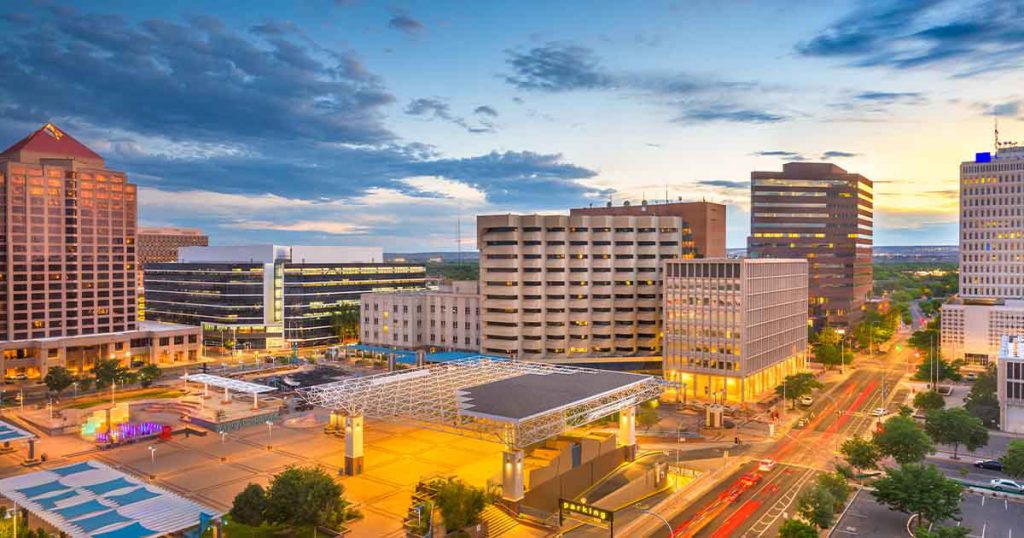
{"left": 0, "top": 8, "right": 607, "bottom": 249}
{"left": 504, "top": 42, "right": 784, "bottom": 124}
{"left": 799, "top": 0, "right": 1024, "bottom": 75}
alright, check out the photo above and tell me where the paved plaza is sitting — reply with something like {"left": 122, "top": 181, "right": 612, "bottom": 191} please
{"left": 0, "top": 409, "right": 507, "bottom": 537}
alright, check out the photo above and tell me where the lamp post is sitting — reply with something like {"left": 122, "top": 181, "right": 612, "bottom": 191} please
{"left": 265, "top": 420, "right": 274, "bottom": 448}
{"left": 148, "top": 445, "right": 156, "bottom": 476}
{"left": 635, "top": 504, "right": 673, "bottom": 537}
{"left": 72, "top": 381, "right": 78, "bottom": 401}
{"left": 836, "top": 328, "right": 847, "bottom": 374}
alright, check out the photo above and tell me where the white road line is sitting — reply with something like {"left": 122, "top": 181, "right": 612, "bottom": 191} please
{"left": 1004, "top": 498, "right": 1008, "bottom": 510}
{"left": 982, "top": 494, "right": 987, "bottom": 506}
{"left": 982, "top": 522, "right": 987, "bottom": 538}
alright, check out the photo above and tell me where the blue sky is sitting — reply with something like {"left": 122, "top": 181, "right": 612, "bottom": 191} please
{"left": 0, "top": 0, "right": 1021, "bottom": 250}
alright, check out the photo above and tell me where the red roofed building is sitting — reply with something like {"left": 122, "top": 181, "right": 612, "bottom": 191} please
{"left": 0, "top": 123, "right": 201, "bottom": 378}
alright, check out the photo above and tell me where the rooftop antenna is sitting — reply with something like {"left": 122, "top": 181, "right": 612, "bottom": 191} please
{"left": 995, "top": 115, "right": 1000, "bottom": 152}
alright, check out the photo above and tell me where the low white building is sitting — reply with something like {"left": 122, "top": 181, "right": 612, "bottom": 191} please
{"left": 360, "top": 281, "right": 481, "bottom": 352}
{"left": 998, "top": 335, "right": 1024, "bottom": 434}
{"left": 941, "top": 298, "right": 1024, "bottom": 368}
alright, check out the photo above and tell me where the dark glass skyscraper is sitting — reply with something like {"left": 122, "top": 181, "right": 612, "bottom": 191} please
{"left": 748, "top": 163, "right": 873, "bottom": 326}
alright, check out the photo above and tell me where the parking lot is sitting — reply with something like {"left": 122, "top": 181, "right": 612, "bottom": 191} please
{"left": 834, "top": 488, "right": 1024, "bottom": 537}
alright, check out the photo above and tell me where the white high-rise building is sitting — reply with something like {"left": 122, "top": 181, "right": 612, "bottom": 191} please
{"left": 942, "top": 145, "right": 1024, "bottom": 366}
{"left": 997, "top": 335, "right": 1024, "bottom": 433}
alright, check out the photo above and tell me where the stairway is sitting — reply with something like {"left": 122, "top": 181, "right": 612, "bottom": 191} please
{"left": 481, "top": 505, "right": 519, "bottom": 537}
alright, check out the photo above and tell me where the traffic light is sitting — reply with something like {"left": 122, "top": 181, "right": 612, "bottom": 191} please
{"left": 895, "top": 345, "right": 902, "bottom": 352}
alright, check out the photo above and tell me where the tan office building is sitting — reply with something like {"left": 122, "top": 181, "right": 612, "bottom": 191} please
{"left": 360, "top": 281, "right": 481, "bottom": 351}
{"left": 570, "top": 200, "right": 726, "bottom": 258}
{"left": 663, "top": 258, "right": 808, "bottom": 403}
{"left": 477, "top": 212, "right": 692, "bottom": 361}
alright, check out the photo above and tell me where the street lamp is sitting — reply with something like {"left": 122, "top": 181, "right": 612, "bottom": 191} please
{"left": 148, "top": 445, "right": 156, "bottom": 476}
{"left": 634, "top": 503, "right": 672, "bottom": 537}
{"left": 265, "top": 420, "right": 273, "bottom": 448}
{"left": 835, "top": 328, "right": 847, "bottom": 374}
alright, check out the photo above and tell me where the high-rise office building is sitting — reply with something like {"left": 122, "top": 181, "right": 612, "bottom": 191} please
{"left": 145, "top": 245, "right": 426, "bottom": 350}
{"left": 570, "top": 200, "right": 727, "bottom": 258}
{"left": 0, "top": 123, "right": 202, "bottom": 376}
{"left": 137, "top": 227, "right": 209, "bottom": 265}
{"left": 748, "top": 162, "right": 873, "bottom": 326}
{"left": 997, "top": 335, "right": 1024, "bottom": 433}
{"left": 942, "top": 145, "right": 1024, "bottom": 366}
{"left": 477, "top": 212, "right": 689, "bottom": 363}
{"left": 662, "top": 258, "right": 808, "bottom": 403}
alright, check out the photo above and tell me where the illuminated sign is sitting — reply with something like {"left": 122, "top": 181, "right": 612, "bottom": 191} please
{"left": 43, "top": 122, "right": 65, "bottom": 140}
{"left": 559, "top": 499, "right": 613, "bottom": 528}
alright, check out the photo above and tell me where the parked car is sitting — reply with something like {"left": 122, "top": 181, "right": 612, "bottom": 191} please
{"left": 798, "top": 395, "right": 813, "bottom": 406}
{"left": 871, "top": 407, "right": 888, "bottom": 417}
{"left": 795, "top": 417, "right": 809, "bottom": 429}
{"left": 966, "top": 372, "right": 977, "bottom": 381}
{"left": 757, "top": 459, "right": 777, "bottom": 472}
{"left": 990, "top": 479, "right": 1024, "bottom": 493}
{"left": 975, "top": 459, "right": 1004, "bottom": 471}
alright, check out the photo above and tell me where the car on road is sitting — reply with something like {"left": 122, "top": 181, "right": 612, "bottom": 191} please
{"left": 757, "top": 459, "right": 777, "bottom": 472}
{"left": 990, "top": 479, "right": 1024, "bottom": 493}
{"left": 966, "top": 372, "right": 977, "bottom": 381}
{"left": 798, "top": 395, "right": 813, "bottom": 406}
{"left": 871, "top": 407, "right": 888, "bottom": 417}
{"left": 975, "top": 459, "right": 1003, "bottom": 471}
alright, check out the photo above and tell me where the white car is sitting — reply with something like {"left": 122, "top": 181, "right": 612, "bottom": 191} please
{"left": 871, "top": 407, "right": 888, "bottom": 417}
{"left": 798, "top": 395, "right": 813, "bottom": 406}
{"left": 990, "top": 479, "right": 1024, "bottom": 493}
{"left": 757, "top": 459, "right": 777, "bottom": 472}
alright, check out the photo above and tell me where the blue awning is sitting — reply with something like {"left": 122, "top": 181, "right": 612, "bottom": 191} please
{"left": 71, "top": 509, "right": 132, "bottom": 533}
{"left": 16, "top": 480, "right": 67, "bottom": 499}
{"left": 92, "top": 522, "right": 156, "bottom": 538}
{"left": 81, "top": 478, "right": 135, "bottom": 496}
{"left": 53, "top": 499, "right": 108, "bottom": 520}
{"left": 105, "top": 487, "right": 160, "bottom": 507}
{"left": 34, "top": 490, "right": 79, "bottom": 510}
{"left": 50, "top": 462, "right": 97, "bottom": 477}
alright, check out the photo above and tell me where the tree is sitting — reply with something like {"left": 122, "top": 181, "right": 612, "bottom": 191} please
{"left": 813, "top": 343, "right": 852, "bottom": 369}
{"left": 774, "top": 373, "right": 823, "bottom": 409}
{"left": 872, "top": 463, "right": 963, "bottom": 529}
{"left": 913, "top": 390, "right": 945, "bottom": 414}
{"left": 43, "top": 367, "right": 74, "bottom": 396}
{"left": 797, "top": 484, "right": 836, "bottom": 529}
{"left": 264, "top": 466, "right": 350, "bottom": 529}
{"left": 636, "top": 404, "right": 660, "bottom": 432}
{"left": 137, "top": 364, "right": 161, "bottom": 388}
{"left": 1000, "top": 439, "right": 1024, "bottom": 479}
{"left": 873, "top": 415, "right": 934, "bottom": 464}
{"left": 914, "top": 526, "right": 971, "bottom": 538}
{"left": 230, "top": 483, "right": 267, "bottom": 527}
{"left": 816, "top": 472, "right": 850, "bottom": 512}
{"left": 434, "top": 478, "right": 486, "bottom": 532}
{"left": 924, "top": 407, "right": 989, "bottom": 459}
{"left": 76, "top": 376, "right": 93, "bottom": 393}
{"left": 93, "top": 358, "right": 127, "bottom": 390}
{"left": 915, "top": 358, "right": 961, "bottom": 383}
{"left": 779, "top": 519, "right": 818, "bottom": 538}
{"left": 964, "top": 366, "right": 999, "bottom": 427}
{"left": 817, "top": 327, "right": 842, "bottom": 346}
{"left": 841, "top": 437, "right": 880, "bottom": 472}
{"left": 330, "top": 303, "right": 361, "bottom": 343}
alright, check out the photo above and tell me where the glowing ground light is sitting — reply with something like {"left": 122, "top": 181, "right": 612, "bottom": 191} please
{"left": 95, "top": 422, "right": 164, "bottom": 444}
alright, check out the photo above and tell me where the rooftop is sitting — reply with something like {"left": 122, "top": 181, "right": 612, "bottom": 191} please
{"left": 0, "top": 460, "right": 220, "bottom": 538}
{"left": 0, "top": 123, "right": 104, "bottom": 164}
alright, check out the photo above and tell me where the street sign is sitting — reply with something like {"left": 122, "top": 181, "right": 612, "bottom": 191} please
{"left": 559, "top": 498, "right": 613, "bottom": 530}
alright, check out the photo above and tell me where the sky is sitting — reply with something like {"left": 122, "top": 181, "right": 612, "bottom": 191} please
{"left": 0, "top": 0, "right": 1020, "bottom": 251}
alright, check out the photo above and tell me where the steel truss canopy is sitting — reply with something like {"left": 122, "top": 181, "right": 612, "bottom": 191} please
{"left": 298, "top": 357, "right": 665, "bottom": 448}
{"left": 181, "top": 373, "right": 277, "bottom": 394}
{"left": 0, "top": 460, "right": 221, "bottom": 538}
{"left": 0, "top": 420, "right": 35, "bottom": 442}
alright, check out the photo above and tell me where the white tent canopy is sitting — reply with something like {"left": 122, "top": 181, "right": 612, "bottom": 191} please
{"left": 180, "top": 373, "right": 276, "bottom": 394}
{"left": 0, "top": 460, "right": 220, "bottom": 538}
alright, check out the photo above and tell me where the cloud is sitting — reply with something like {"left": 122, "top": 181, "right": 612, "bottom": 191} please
{"left": 974, "top": 100, "right": 1024, "bottom": 118}
{"left": 854, "top": 91, "right": 925, "bottom": 104}
{"left": 405, "top": 98, "right": 495, "bottom": 133}
{"left": 751, "top": 150, "right": 806, "bottom": 160}
{"left": 698, "top": 180, "right": 748, "bottom": 190}
{"left": 504, "top": 42, "right": 785, "bottom": 124}
{"left": 474, "top": 105, "right": 499, "bottom": 117}
{"left": 0, "top": 8, "right": 609, "bottom": 248}
{"left": 798, "top": 1, "right": 1024, "bottom": 75}
{"left": 821, "top": 150, "right": 861, "bottom": 158}
{"left": 388, "top": 13, "right": 424, "bottom": 35}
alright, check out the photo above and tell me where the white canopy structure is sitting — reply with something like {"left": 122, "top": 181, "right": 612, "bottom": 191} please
{"left": 0, "top": 420, "right": 35, "bottom": 443}
{"left": 181, "top": 373, "right": 276, "bottom": 409}
{"left": 299, "top": 357, "right": 665, "bottom": 449}
{"left": 0, "top": 460, "right": 220, "bottom": 538}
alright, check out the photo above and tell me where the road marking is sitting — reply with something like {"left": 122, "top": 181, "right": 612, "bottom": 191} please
{"left": 982, "top": 522, "right": 986, "bottom": 538}
{"left": 982, "top": 495, "right": 986, "bottom": 506}
{"left": 1006, "top": 499, "right": 1009, "bottom": 511}
{"left": 742, "top": 468, "right": 815, "bottom": 537}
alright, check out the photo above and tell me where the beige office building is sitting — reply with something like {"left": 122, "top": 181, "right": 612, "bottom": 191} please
{"left": 477, "top": 213, "right": 691, "bottom": 361}
{"left": 663, "top": 258, "right": 809, "bottom": 403}
{"left": 360, "top": 281, "right": 481, "bottom": 352}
